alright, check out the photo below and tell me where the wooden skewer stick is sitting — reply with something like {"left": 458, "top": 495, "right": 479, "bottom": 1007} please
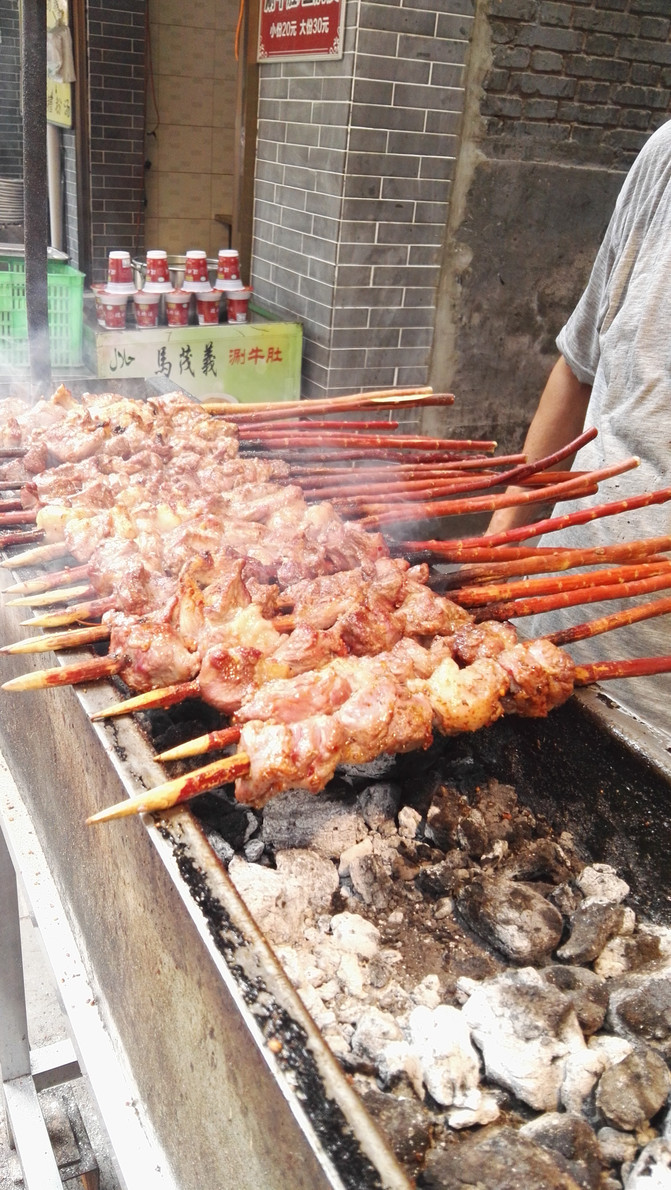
{"left": 0, "top": 481, "right": 22, "bottom": 492}
{"left": 239, "top": 431, "right": 498, "bottom": 452}
{"left": 3, "top": 564, "right": 90, "bottom": 596}
{"left": 0, "top": 447, "right": 28, "bottom": 458}
{"left": 22, "top": 597, "right": 116, "bottom": 628}
{"left": 574, "top": 656, "right": 671, "bottom": 685}
{"left": 0, "top": 541, "right": 69, "bottom": 568}
{"left": 451, "top": 561, "right": 671, "bottom": 607}
{"left": 473, "top": 570, "right": 671, "bottom": 622}
{"left": 0, "top": 499, "right": 23, "bottom": 513}
{"left": 545, "top": 595, "right": 671, "bottom": 647}
{"left": 156, "top": 726, "right": 242, "bottom": 762}
{"left": 2, "top": 655, "right": 122, "bottom": 692}
{"left": 86, "top": 753, "right": 251, "bottom": 824}
{"left": 0, "top": 624, "right": 111, "bottom": 654}
{"left": 5, "top": 583, "right": 94, "bottom": 608}
{"left": 90, "top": 680, "right": 201, "bottom": 721}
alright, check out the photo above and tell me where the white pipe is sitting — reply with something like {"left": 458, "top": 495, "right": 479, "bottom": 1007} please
{"left": 46, "top": 122, "right": 63, "bottom": 252}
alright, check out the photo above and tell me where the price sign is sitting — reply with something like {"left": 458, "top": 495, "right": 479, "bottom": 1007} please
{"left": 258, "top": 0, "right": 345, "bottom": 62}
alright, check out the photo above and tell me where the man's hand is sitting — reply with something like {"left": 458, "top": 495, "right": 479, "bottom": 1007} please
{"left": 487, "top": 356, "right": 592, "bottom": 537}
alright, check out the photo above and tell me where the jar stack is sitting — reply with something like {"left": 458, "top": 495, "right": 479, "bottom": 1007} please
{"left": 92, "top": 249, "right": 253, "bottom": 330}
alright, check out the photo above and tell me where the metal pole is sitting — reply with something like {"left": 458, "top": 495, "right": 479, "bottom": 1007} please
{"left": 21, "top": 0, "right": 51, "bottom": 398}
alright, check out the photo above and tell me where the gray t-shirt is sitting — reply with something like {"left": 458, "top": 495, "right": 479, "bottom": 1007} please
{"left": 528, "top": 119, "right": 671, "bottom": 736}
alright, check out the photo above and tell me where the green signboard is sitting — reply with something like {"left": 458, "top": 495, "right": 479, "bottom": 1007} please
{"left": 86, "top": 318, "right": 303, "bottom": 403}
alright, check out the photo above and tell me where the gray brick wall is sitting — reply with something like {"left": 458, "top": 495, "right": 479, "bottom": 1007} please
{"left": 63, "top": 130, "right": 79, "bottom": 269}
{"left": 0, "top": 0, "right": 22, "bottom": 182}
{"left": 87, "top": 0, "right": 147, "bottom": 281}
{"left": 252, "top": 0, "right": 474, "bottom": 398}
{"left": 483, "top": 0, "right": 671, "bottom": 168}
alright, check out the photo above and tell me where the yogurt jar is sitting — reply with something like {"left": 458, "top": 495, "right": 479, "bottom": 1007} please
{"left": 182, "top": 249, "right": 211, "bottom": 292}
{"left": 164, "top": 289, "right": 192, "bottom": 327}
{"left": 196, "top": 289, "right": 221, "bottom": 326}
{"left": 133, "top": 289, "right": 161, "bottom": 328}
{"left": 144, "top": 249, "right": 172, "bottom": 293}
{"left": 91, "top": 283, "right": 107, "bottom": 328}
{"left": 226, "top": 287, "right": 252, "bottom": 324}
{"left": 215, "top": 248, "right": 243, "bottom": 291}
{"left": 107, "top": 250, "right": 135, "bottom": 293}
{"left": 100, "top": 290, "right": 129, "bottom": 329}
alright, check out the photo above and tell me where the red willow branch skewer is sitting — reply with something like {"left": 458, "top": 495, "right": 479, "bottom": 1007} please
{"left": 290, "top": 454, "right": 527, "bottom": 481}
{"left": 545, "top": 595, "right": 671, "bottom": 647}
{"left": 0, "top": 529, "right": 45, "bottom": 550}
{"left": 2, "top": 654, "right": 122, "bottom": 691}
{"left": 436, "top": 537, "right": 671, "bottom": 588}
{"left": 451, "top": 561, "right": 671, "bottom": 607}
{"left": 0, "top": 541, "right": 70, "bottom": 568}
{"left": 359, "top": 458, "right": 637, "bottom": 529}
{"left": 4, "top": 564, "right": 90, "bottom": 596}
{"left": 90, "top": 680, "right": 202, "bottom": 721}
{"left": 201, "top": 387, "right": 450, "bottom": 419}
{"left": 574, "top": 656, "right": 671, "bottom": 685}
{"left": 430, "top": 485, "right": 671, "bottom": 553}
{"left": 157, "top": 726, "right": 242, "bottom": 763}
{"left": 331, "top": 470, "right": 589, "bottom": 511}
{"left": 240, "top": 432, "right": 498, "bottom": 453}
{"left": 0, "top": 624, "right": 111, "bottom": 655}
{"left": 239, "top": 420, "right": 401, "bottom": 434}
{"left": 473, "top": 570, "right": 671, "bottom": 622}
{"left": 0, "top": 509, "right": 38, "bottom": 528}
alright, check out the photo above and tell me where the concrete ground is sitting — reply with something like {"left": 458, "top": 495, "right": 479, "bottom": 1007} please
{"left": 0, "top": 892, "right": 121, "bottom": 1190}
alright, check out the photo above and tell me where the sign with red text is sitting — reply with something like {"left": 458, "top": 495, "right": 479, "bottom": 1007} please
{"left": 258, "top": 0, "right": 345, "bottom": 61}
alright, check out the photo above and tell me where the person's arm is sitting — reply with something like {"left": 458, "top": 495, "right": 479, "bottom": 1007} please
{"left": 486, "top": 356, "right": 593, "bottom": 536}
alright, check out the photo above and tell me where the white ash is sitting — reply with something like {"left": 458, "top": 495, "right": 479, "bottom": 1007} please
{"left": 460, "top": 967, "right": 587, "bottom": 1112}
{"left": 577, "top": 863, "right": 631, "bottom": 906}
{"left": 624, "top": 1138, "right": 671, "bottom": 1189}
{"left": 202, "top": 770, "right": 671, "bottom": 1186}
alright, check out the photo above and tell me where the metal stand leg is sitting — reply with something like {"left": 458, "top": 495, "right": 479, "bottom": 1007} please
{"left": 0, "top": 823, "right": 63, "bottom": 1187}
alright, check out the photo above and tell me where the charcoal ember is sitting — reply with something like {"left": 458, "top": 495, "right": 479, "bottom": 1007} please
{"left": 504, "top": 838, "right": 576, "bottom": 886}
{"left": 461, "top": 968, "right": 586, "bottom": 1112}
{"left": 418, "top": 849, "right": 476, "bottom": 898}
{"left": 456, "top": 875, "right": 564, "bottom": 964}
{"left": 398, "top": 805, "right": 422, "bottom": 840}
{"left": 357, "top": 782, "right": 401, "bottom": 830}
{"left": 419, "top": 1127, "right": 584, "bottom": 1190}
{"left": 520, "top": 1113, "right": 603, "bottom": 1190}
{"left": 549, "top": 881, "right": 585, "bottom": 920}
{"left": 192, "top": 792, "right": 254, "bottom": 851}
{"left": 557, "top": 902, "right": 626, "bottom": 964}
{"left": 457, "top": 808, "right": 490, "bottom": 858}
{"left": 424, "top": 786, "right": 462, "bottom": 849}
{"left": 597, "top": 1126, "right": 639, "bottom": 1167}
{"left": 260, "top": 788, "right": 366, "bottom": 859}
{"left": 595, "top": 1047, "right": 671, "bottom": 1131}
{"left": 609, "top": 978, "right": 671, "bottom": 1060}
{"left": 392, "top": 853, "right": 421, "bottom": 882}
{"left": 625, "top": 1138, "right": 671, "bottom": 1189}
{"left": 542, "top": 966, "right": 609, "bottom": 1036}
{"left": 594, "top": 931, "right": 662, "bottom": 978}
{"left": 350, "top": 1006, "right": 404, "bottom": 1070}
{"left": 352, "top": 1077, "right": 432, "bottom": 1170}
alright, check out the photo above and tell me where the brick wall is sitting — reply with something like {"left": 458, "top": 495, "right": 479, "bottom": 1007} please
{"left": 87, "top": 0, "right": 147, "bottom": 281}
{"left": 252, "top": 0, "right": 474, "bottom": 399}
{"left": 63, "top": 130, "right": 79, "bottom": 268}
{"left": 483, "top": 0, "right": 671, "bottom": 168}
{"left": 0, "top": 0, "right": 22, "bottom": 181}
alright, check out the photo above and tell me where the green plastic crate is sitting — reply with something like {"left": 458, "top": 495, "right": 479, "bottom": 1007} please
{"left": 0, "top": 255, "right": 85, "bottom": 370}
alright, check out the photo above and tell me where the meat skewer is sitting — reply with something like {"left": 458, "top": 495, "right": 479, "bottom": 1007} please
{"left": 84, "top": 649, "right": 671, "bottom": 824}
{"left": 473, "top": 570, "right": 671, "bottom": 622}
{"left": 544, "top": 594, "right": 671, "bottom": 647}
